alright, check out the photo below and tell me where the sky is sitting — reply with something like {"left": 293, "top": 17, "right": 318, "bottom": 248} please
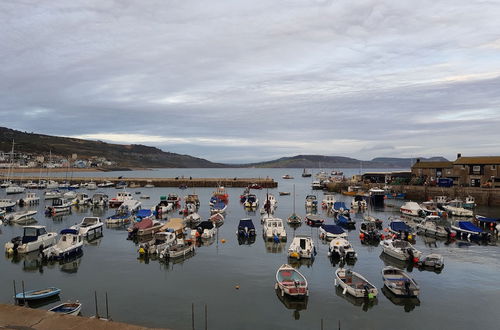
{"left": 1, "top": 0, "right": 500, "bottom": 163}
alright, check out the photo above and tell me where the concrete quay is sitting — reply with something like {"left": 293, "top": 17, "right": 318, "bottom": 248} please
{"left": 0, "top": 304, "right": 166, "bottom": 330}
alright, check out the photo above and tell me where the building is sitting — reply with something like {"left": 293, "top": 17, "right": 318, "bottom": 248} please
{"left": 411, "top": 159, "right": 453, "bottom": 183}
{"left": 361, "top": 171, "right": 412, "bottom": 184}
{"left": 451, "top": 154, "right": 500, "bottom": 187}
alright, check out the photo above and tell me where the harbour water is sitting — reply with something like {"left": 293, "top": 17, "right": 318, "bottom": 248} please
{"left": 1, "top": 168, "right": 499, "bottom": 330}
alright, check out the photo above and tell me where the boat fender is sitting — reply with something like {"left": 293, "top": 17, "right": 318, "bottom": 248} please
{"left": 342, "top": 287, "right": 347, "bottom": 295}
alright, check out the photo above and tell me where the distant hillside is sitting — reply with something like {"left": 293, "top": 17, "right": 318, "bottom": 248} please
{"left": 246, "top": 155, "right": 448, "bottom": 168}
{"left": 0, "top": 127, "right": 224, "bottom": 168}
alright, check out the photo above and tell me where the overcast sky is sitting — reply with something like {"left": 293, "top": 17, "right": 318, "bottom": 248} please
{"left": 1, "top": 0, "right": 500, "bottom": 163}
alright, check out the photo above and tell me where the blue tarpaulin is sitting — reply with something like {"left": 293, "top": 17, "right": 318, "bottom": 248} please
{"left": 458, "top": 221, "right": 482, "bottom": 233}
{"left": 238, "top": 219, "right": 255, "bottom": 230}
{"left": 321, "top": 224, "right": 345, "bottom": 234}
{"left": 390, "top": 221, "right": 411, "bottom": 232}
{"left": 333, "top": 202, "right": 348, "bottom": 211}
{"left": 136, "top": 209, "right": 152, "bottom": 218}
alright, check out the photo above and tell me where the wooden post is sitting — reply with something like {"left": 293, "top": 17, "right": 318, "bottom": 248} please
{"left": 205, "top": 304, "right": 207, "bottom": 330}
{"left": 105, "top": 292, "right": 109, "bottom": 320}
{"left": 95, "top": 291, "right": 99, "bottom": 319}
{"left": 21, "top": 280, "right": 25, "bottom": 305}
{"left": 13, "top": 280, "right": 16, "bottom": 305}
{"left": 320, "top": 318, "right": 323, "bottom": 330}
{"left": 192, "top": 303, "right": 195, "bottom": 330}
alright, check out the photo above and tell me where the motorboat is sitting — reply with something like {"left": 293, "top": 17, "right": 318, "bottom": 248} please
{"left": 192, "top": 220, "right": 217, "bottom": 239}
{"left": 442, "top": 204, "right": 473, "bottom": 217}
{"left": 44, "top": 190, "right": 62, "bottom": 200}
{"left": 416, "top": 218, "right": 455, "bottom": 238}
{"left": 15, "top": 287, "right": 61, "bottom": 302}
{"left": 288, "top": 235, "right": 315, "bottom": 259}
{"left": 45, "top": 198, "right": 71, "bottom": 215}
{"left": 279, "top": 192, "right": 290, "bottom": 196}
{"left": 305, "top": 214, "right": 324, "bottom": 227}
{"left": 45, "top": 180, "right": 59, "bottom": 189}
{"left": 127, "top": 218, "right": 162, "bottom": 238}
{"left": 48, "top": 301, "right": 82, "bottom": 315}
{"left": 6, "top": 184, "right": 25, "bottom": 195}
{"left": 311, "top": 180, "right": 322, "bottom": 190}
{"left": 359, "top": 221, "right": 384, "bottom": 242}
{"left": 322, "top": 194, "right": 336, "bottom": 208}
{"left": 400, "top": 201, "right": 426, "bottom": 217}
{"left": 243, "top": 194, "right": 259, "bottom": 208}
{"left": 263, "top": 217, "right": 287, "bottom": 241}
{"left": 63, "top": 191, "right": 76, "bottom": 200}
{"left": 287, "top": 213, "right": 302, "bottom": 225}
{"left": 91, "top": 193, "right": 109, "bottom": 207}
{"left": 335, "top": 268, "right": 378, "bottom": 299}
{"left": 210, "top": 201, "right": 227, "bottom": 214}
{"left": 17, "top": 192, "right": 40, "bottom": 207}
{"left": 282, "top": 174, "right": 294, "bottom": 179}
{"left": 41, "top": 229, "right": 83, "bottom": 260}
{"left": 332, "top": 202, "right": 349, "bottom": 216}
{"left": 451, "top": 221, "right": 491, "bottom": 241}
{"left": 335, "top": 214, "right": 356, "bottom": 228}
{"left": 155, "top": 202, "right": 173, "bottom": 216}
{"left": 380, "top": 239, "right": 422, "bottom": 262}
{"left": 209, "top": 213, "right": 224, "bottom": 226}
{"left": 115, "top": 181, "right": 128, "bottom": 189}
{"left": 185, "top": 212, "right": 202, "bottom": 226}
{"left": 382, "top": 266, "right": 420, "bottom": 297}
{"left": 388, "top": 220, "right": 415, "bottom": 239}
{"left": 305, "top": 195, "right": 318, "bottom": 208}
{"left": 185, "top": 194, "right": 200, "bottom": 207}
{"left": 86, "top": 181, "right": 97, "bottom": 190}
{"left": 328, "top": 238, "right": 357, "bottom": 260}
{"left": 475, "top": 215, "right": 500, "bottom": 230}
{"left": 117, "top": 199, "right": 141, "bottom": 214}
{"left": 5, "top": 226, "right": 58, "bottom": 254}
{"left": 108, "top": 191, "right": 133, "bottom": 207}
{"left": 97, "top": 181, "right": 115, "bottom": 188}
{"left": 71, "top": 217, "right": 104, "bottom": 237}
{"left": 0, "top": 198, "right": 16, "bottom": 212}
{"left": 275, "top": 264, "right": 308, "bottom": 297}
{"left": 139, "top": 231, "right": 177, "bottom": 256}
{"left": 5, "top": 210, "right": 37, "bottom": 224}
{"left": 237, "top": 218, "right": 256, "bottom": 238}
{"left": 71, "top": 193, "right": 92, "bottom": 206}
{"left": 362, "top": 214, "right": 383, "bottom": 229}
{"left": 463, "top": 195, "right": 476, "bottom": 209}
{"left": 351, "top": 195, "right": 367, "bottom": 210}
{"left": 319, "top": 224, "right": 347, "bottom": 240}
{"left": 160, "top": 239, "right": 195, "bottom": 260}
{"left": 105, "top": 212, "right": 132, "bottom": 225}
{"left": 417, "top": 254, "right": 444, "bottom": 270}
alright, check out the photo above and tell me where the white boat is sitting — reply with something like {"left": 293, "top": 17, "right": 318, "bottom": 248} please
{"left": 263, "top": 217, "right": 287, "bottom": 241}
{"left": 400, "top": 201, "right": 426, "bottom": 217}
{"left": 335, "top": 268, "right": 378, "bottom": 298}
{"left": 160, "top": 239, "right": 195, "bottom": 260}
{"left": 46, "top": 180, "right": 59, "bottom": 189}
{"left": 105, "top": 212, "right": 132, "bottom": 225}
{"left": 6, "top": 184, "right": 26, "bottom": 195}
{"left": 71, "top": 217, "right": 104, "bottom": 237}
{"left": 416, "top": 217, "right": 454, "bottom": 238}
{"left": 305, "top": 195, "right": 318, "bottom": 208}
{"left": 380, "top": 239, "right": 422, "bottom": 262}
{"left": 144, "top": 180, "right": 155, "bottom": 188}
{"left": 71, "top": 193, "right": 92, "bottom": 206}
{"left": 45, "top": 198, "right": 72, "bottom": 215}
{"left": 97, "top": 181, "right": 115, "bottom": 188}
{"left": 185, "top": 212, "right": 202, "bottom": 226}
{"left": 44, "top": 190, "right": 62, "bottom": 200}
{"left": 48, "top": 301, "right": 82, "bottom": 316}
{"left": 63, "top": 191, "right": 76, "bottom": 199}
{"left": 351, "top": 195, "right": 367, "bottom": 210}
{"left": 0, "top": 198, "right": 16, "bottom": 211}
{"left": 417, "top": 254, "right": 444, "bottom": 270}
{"left": 288, "top": 235, "right": 315, "bottom": 259}
{"left": 442, "top": 204, "right": 473, "bottom": 217}
{"left": 311, "top": 180, "right": 322, "bottom": 190}
{"left": 86, "top": 181, "right": 97, "bottom": 190}
{"left": 139, "top": 231, "right": 177, "bottom": 256}
{"left": 191, "top": 220, "right": 217, "bottom": 239}
{"left": 463, "top": 195, "right": 476, "bottom": 209}
{"left": 322, "top": 194, "right": 336, "bottom": 208}
{"left": 209, "top": 213, "right": 224, "bottom": 226}
{"left": 243, "top": 194, "right": 259, "bottom": 208}
{"left": 6, "top": 210, "right": 37, "bottom": 224}
{"left": 275, "top": 264, "right": 308, "bottom": 297}
{"left": 91, "top": 193, "right": 109, "bottom": 207}
{"left": 319, "top": 224, "right": 347, "bottom": 240}
{"left": 18, "top": 192, "right": 40, "bottom": 206}
{"left": 109, "top": 191, "right": 133, "bottom": 207}
{"left": 117, "top": 199, "right": 141, "bottom": 214}
{"left": 382, "top": 266, "right": 420, "bottom": 297}
{"left": 4, "top": 226, "right": 58, "bottom": 254}
{"left": 42, "top": 229, "right": 83, "bottom": 260}
{"left": 328, "top": 238, "right": 357, "bottom": 260}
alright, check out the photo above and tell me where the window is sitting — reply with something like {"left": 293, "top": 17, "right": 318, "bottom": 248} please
{"left": 492, "top": 165, "right": 497, "bottom": 170}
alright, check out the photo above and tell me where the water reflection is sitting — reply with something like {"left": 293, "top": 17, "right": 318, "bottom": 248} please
{"left": 379, "top": 253, "right": 414, "bottom": 272}
{"left": 275, "top": 288, "right": 308, "bottom": 320}
{"left": 329, "top": 257, "right": 356, "bottom": 268}
{"left": 381, "top": 286, "right": 420, "bottom": 312}
{"left": 8, "top": 251, "right": 83, "bottom": 273}
{"left": 264, "top": 240, "right": 285, "bottom": 253}
{"left": 20, "top": 294, "right": 61, "bottom": 308}
{"left": 334, "top": 286, "right": 378, "bottom": 311}
{"left": 288, "top": 257, "right": 314, "bottom": 269}
{"left": 238, "top": 235, "right": 256, "bottom": 246}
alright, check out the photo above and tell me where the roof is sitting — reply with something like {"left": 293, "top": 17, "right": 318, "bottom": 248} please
{"left": 412, "top": 161, "right": 453, "bottom": 169}
{"left": 454, "top": 156, "right": 500, "bottom": 165}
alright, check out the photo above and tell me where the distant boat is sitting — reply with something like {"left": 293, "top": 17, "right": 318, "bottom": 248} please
{"left": 15, "top": 287, "right": 61, "bottom": 301}
{"left": 301, "top": 169, "right": 312, "bottom": 177}
{"left": 282, "top": 174, "right": 294, "bottom": 179}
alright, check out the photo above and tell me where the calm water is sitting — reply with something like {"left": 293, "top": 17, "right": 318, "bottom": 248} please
{"left": 1, "top": 168, "right": 499, "bottom": 330}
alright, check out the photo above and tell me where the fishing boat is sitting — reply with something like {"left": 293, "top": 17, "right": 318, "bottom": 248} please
{"left": 319, "top": 224, "right": 347, "bottom": 240}
{"left": 49, "top": 301, "right": 82, "bottom": 315}
{"left": 91, "top": 193, "right": 109, "bottom": 207}
{"left": 335, "top": 268, "right": 378, "bottom": 299}
{"left": 17, "top": 192, "right": 40, "bottom": 206}
{"left": 442, "top": 204, "right": 473, "bottom": 217}
{"left": 305, "top": 214, "right": 324, "bottom": 227}
{"left": 41, "top": 229, "right": 83, "bottom": 260}
{"left": 400, "top": 201, "right": 426, "bottom": 217}
{"left": 166, "top": 193, "right": 181, "bottom": 206}
{"left": 328, "top": 238, "right": 357, "bottom": 260}
{"left": 351, "top": 195, "right": 367, "bottom": 210}
{"left": 5, "top": 210, "right": 37, "bottom": 224}
{"left": 237, "top": 218, "right": 256, "bottom": 238}
{"left": 5, "top": 226, "right": 58, "bottom": 254}
{"left": 15, "top": 287, "right": 61, "bottom": 301}
{"left": 359, "top": 222, "right": 384, "bottom": 242}
{"left": 45, "top": 198, "right": 71, "bottom": 215}
{"left": 192, "top": 220, "right": 217, "bottom": 239}
{"left": 108, "top": 191, "right": 133, "bottom": 207}
{"left": 322, "top": 194, "right": 336, "bottom": 208}
{"left": 0, "top": 198, "right": 16, "bottom": 212}
{"left": 382, "top": 266, "right": 420, "bottom": 297}
{"left": 451, "top": 221, "right": 491, "bottom": 241}
{"left": 263, "top": 217, "right": 287, "bottom": 241}
{"left": 362, "top": 214, "right": 383, "bottom": 229}
{"left": 416, "top": 218, "right": 455, "bottom": 238}
{"left": 287, "top": 184, "right": 302, "bottom": 225}
{"left": 209, "top": 213, "right": 225, "bottom": 226}
{"left": 243, "top": 194, "right": 259, "bottom": 208}
{"left": 210, "top": 201, "right": 227, "bottom": 214}
{"left": 139, "top": 231, "right": 177, "bottom": 256}
{"left": 380, "top": 239, "right": 422, "bottom": 262}
{"left": 417, "top": 254, "right": 444, "bottom": 270}
{"left": 463, "top": 195, "right": 476, "bottom": 209}
{"left": 185, "top": 194, "right": 200, "bottom": 207}
{"left": 71, "top": 192, "right": 92, "bottom": 206}
{"left": 212, "top": 186, "right": 229, "bottom": 204}
{"left": 288, "top": 235, "right": 315, "bottom": 259}
{"left": 304, "top": 195, "right": 318, "bottom": 208}
{"left": 180, "top": 202, "right": 197, "bottom": 215}
{"left": 275, "top": 264, "right": 308, "bottom": 297}
{"left": 260, "top": 194, "right": 277, "bottom": 214}
{"left": 71, "top": 217, "right": 103, "bottom": 237}
{"left": 239, "top": 188, "right": 250, "bottom": 203}
{"left": 185, "top": 212, "right": 202, "bottom": 226}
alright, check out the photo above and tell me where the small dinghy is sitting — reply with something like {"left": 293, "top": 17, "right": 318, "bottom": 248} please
{"left": 209, "top": 213, "right": 224, "bottom": 226}
{"left": 305, "top": 214, "right": 324, "bottom": 227}
{"left": 49, "top": 301, "right": 82, "bottom": 315}
{"left": 335, "top": 268, "right": 378, "bottom": 299}
{"left": 287, "top": 213, "right": 302, "bottom": 225}
{"left": 382, "top": 266, "right": 420, "bottom": 297}
{"left": 15, "top": 287, "right": 61, "bottom": 301}
{"left": 417, "top": 254, "right": 444, "bottom": 270}
{"left": 275, "top": 264, "right": 308, "bottom": 297}
{"left": 380, "top": 239, "right": 422, "bottom": 262}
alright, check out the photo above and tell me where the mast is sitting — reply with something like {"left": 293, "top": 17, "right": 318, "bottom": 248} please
{"left": 292, "top": 184, "right": 296, "bottom": 214}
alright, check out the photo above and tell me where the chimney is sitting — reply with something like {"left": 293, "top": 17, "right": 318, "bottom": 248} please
{"left": 457, "top": 153, "right": 462, "bottom": 159}
{"left": 416, "top": 158, "right": 420, "bottom": 163}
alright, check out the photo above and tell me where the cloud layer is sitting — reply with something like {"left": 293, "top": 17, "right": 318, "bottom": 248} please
{"left": 1, "top": 0, "right": 500, "bottom": 162}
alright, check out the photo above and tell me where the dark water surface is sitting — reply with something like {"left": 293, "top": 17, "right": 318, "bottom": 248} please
{"left": 1, "top": 168, "right": 499, "bottom": 329}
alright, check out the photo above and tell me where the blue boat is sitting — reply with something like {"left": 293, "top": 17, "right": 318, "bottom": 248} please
{"left": 335, "top": 214, "right": 356, "bottom": 228}
{"left": 475, "top": 215, "right": 499, "bottom": 229}
{"left": 237, "top": 218, "right": 256, "bottom": 237}
{"left": 389, "top": 220, "right": 414, "bottom": 235}
{"left": 319, "top": 224, "right": 347, "bottom": 240}
{"left": 15, "top": 287, "right": 61, "bottom": 301}
{"left": 452, "top": 221, "right": 491, "bottom": 241}
{"left": 332, "top": 202, "right": 350, "bottom": 215}
{"left": 135, "top": 209, "right": 152, "bottom": 222}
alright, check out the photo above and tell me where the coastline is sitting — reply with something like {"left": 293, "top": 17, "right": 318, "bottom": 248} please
{"left": 0, "top": 167, "right": 149, "bottom": 174}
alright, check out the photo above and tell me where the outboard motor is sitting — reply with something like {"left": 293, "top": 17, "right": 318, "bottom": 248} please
{"left": 404, "top": 280, "right": 411, "bottom": 296}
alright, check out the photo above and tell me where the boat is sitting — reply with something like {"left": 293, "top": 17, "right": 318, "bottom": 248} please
{"left": 322, "top": 194, "right": 336, "bottom": 208}
{"left": 243, "top": 194, "right": 259, "bottom": 208}
{"left": 301, "top": 168, "right": 312, "bottom": 177}
{"left": 388, "top": 219, "right": 415, "bottom": 239}
{"left": 144, "top": 180, "right": 155, "bottom": 188}
{"left": 71, "top": 193, "right": 92, "bottom": 206}
{"left": 239, "top": 188, "right": 250, "bottom": 203}
{"left": 212, "top": 186, "right": 229, "bottom": 204}
{"left": 209, "top": 213, "right": 225, "bottom": 226}
{"left": 463, "top": 195, "right": 476, "bottom": 209}
{"left": 45, "top": 198, "right": 71, "bottom": 215}
{"left": 335, "top": 268, "right": 378, "bottom": 299}
{"left": 263, "top": 217, "right": 287, "bottom": 241}
{"left": 71, "top": 217, "right": 103, "bottom": 237}
{"left": 288, "top": 235, "right": 315, "bottom": 259}
{"left": 351, "top": 195, "right": 367, "bottom": 210}
{"left": 15, "top": 287, "right": 61, "bottom": 301}
{"left": 139, "top": 231, "right": 177, "bottom": 256}
{"left": 127, "top": 218, "right": 162, "bottom": 238}
{"left": 305, "top": 195, "right": 318, "bottom": 208}
{"left": 362, "top": 214, "right": 383, "bottom": 229}
{"left": 341, "top": 186, "right": 363, "bottom": 196}
{"left": 417, "top": 254, "right": 444, "bottom": 270}
{"left": 275, "top": 264, "right": 308, "bottom": 297}
{"left": 335, "top": 214, "right": 356, "bottom": 228}
{"left": 185, "top": 212, "right": 202, "bottom": 226}
{"left": 105, "top": 212, "right": 132, "bottom": 225}
{"left": 45, "top": 180, "right": 59, "bottom": 189}
{"left": 192, "top": 220, "right": 217, "bottom": 239}
{"left": 5, "top": 210, "right": 37, "bottom": 224}
{"left": 332, "top": 202, "right": 349, "bottom": 216}
{"left": 282, "top": 174, "right": 294, "bottom": 179}
{"left": 328, "top": 238, "right": 357, "bottom": 260}
{"left": 91, "top": 193, "right": 109, "bottom": 207}
{"left": 0, "top": 198, "right": 16, "bottom": 212}
{"left": 305, "top": 214, "right": 324, "bottom": 227}
{"left": 5, "top": 226, "right": 58, "bottom": 254}
{"left": 279, "top": 192, "right": 291, "bottom": 196}
{"left": 474, "top": 215, "right": 500, "bottom": 230}
{"left": 369, "top": 188, "right": 385, "bottom": 206}
{"left": 17, "top": 192, "right": 40, "bottom": 206}
{"left": 108, "top": 191, "right": 133, "bottom": 207}
{"left": 260, "top": 194, "right": 277, "bottom": 214}
{"left": 359, "top": 221, "right": 384, "bottom": 242}
{"left": 416, "top": 217, "right": 455, "bottom": 238}
{"left": 44, "top": 190, "right": 62, "bottom": 200}
{"left": 311, "top": 181, "right": 322, "bottom": 190}
{"left": 385, "top": 192, "right": 406, "bottom": 200}
{"left": 237, "top": 218, "right": 256, "bottom": 238}
{"left": 382, "top": 266, "right": 420, "bottom": 297}
{"left": 287, "top": 213, "right": 302, "bottom": 225}
{"left": 160, "top": 239, "right": 195, "bottom": 260}
{"left": 210, "top": 201, "right": 227, "bottom": 214}
{"left": 41, "top": 229, "right": 83, "bottom": 260}
{"left": 166, "top": 193, "right": 181, "bottom": 206}
{"left": 249, "top": 183, "right": 262, "bottom": 190}
{"left": 6, "top": 184, "right": 25, "bottom": 195}
{"left": 86, "top": 181, "right": 97, "bottom": 190}
{"left": 380, "top": 239, "right": 422, "bottom": 262}
{"left": 48, "top": 301, "right": 82, "bottom": 315}
{"left": 117, "top": 199, "right": 141, "bottom": 214}
{"left": 319, "top": 224, "right": 347, "bottom": 240}
{"left": 451, "top": 221, "right": 491, "bottom": 241}
{"left": 442, "top": 202, "right": 473, "bottom": 217}
{"left": 97, "top": 181, "right": 115, "bottom": 188}
{"left": 184, "top": 194, "right": 200, "bottom": 207}
{"left": 400, "top": 201, "right": 426, "bottom": 217}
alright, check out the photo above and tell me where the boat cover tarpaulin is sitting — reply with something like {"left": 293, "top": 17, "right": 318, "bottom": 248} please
{"left": 60, "top": 229, "right": 78, "bottom": 235}
{"left": 475, "top": 215, "right": 499, "bottom": 223}
{"left": 390, "top": 221, "right": 411, "bottom": 232}
{"left": 133, "top": 218, "right": 153, "bottom": 230}
{"left": 136, "top": 209, "right": 152, "bottom": 218}
{"left": 458, "top": 221, "right": 482, "bottom": 233}
{"left": 238, "top": 219, "right": 255, "bottom": 230}
{"left": 162, "top": 218, "right": 184, "bottom": 232}
{"left": 212, "top": 202, "right": 225, "bottom": 209}
{"left": 198, "top": 221, "right": 214, "bottom": 230}
{"left": 321, "top": 224, "right": 345, "bottom": 234}
{"left": 337, "top": 215, "right": 353, "bottom": 224}
{"left": 333, "top": 202, "right": 348, "bottom": 210}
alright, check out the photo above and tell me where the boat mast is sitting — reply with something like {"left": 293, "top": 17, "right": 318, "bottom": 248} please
{"left": 292, "top": 184, "right": 296, "bottom": 214}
